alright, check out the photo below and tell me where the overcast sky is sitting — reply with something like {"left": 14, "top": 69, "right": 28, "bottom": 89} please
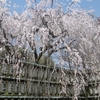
{"left": 8, "top": 0, "right": 100, "bottom": 17}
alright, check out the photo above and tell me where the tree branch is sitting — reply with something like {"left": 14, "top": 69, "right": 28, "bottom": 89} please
{"left": 38, "top": 46, "right": 48, "bottom": 61}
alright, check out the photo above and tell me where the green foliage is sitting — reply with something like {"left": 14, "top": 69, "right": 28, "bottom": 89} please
{"left": 4, "top": 92, "right": 9, "bottom": 96}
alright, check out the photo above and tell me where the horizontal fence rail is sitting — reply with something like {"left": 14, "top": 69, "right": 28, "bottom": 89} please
{"left": 0, "top": 58, "right": 100, "bottom": 100}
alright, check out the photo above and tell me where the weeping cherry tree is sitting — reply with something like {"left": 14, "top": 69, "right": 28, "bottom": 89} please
{"left": 0, "top": 0, "right": 100, "bottom": 99}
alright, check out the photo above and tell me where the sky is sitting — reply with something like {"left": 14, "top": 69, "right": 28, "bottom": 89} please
{"left": 8, "top": 0, "right": 100, "bottom": 17}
